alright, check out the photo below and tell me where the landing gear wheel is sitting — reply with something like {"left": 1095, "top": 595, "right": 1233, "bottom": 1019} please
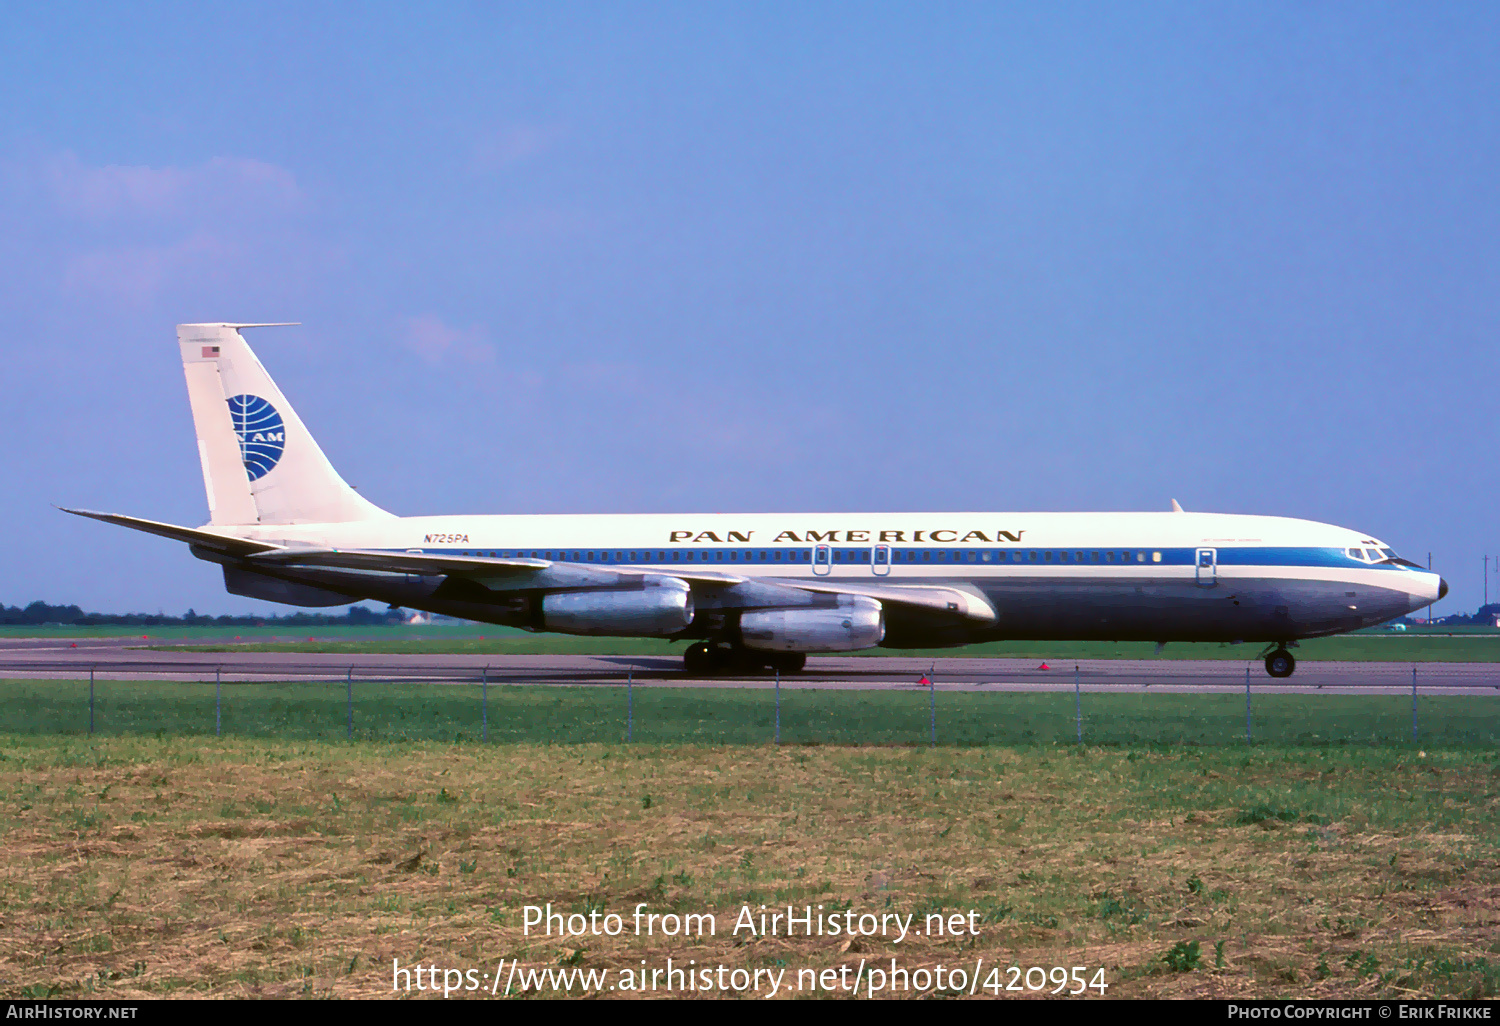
{"left": 683, "top": 642, "right": 713, "bottom": 675}
{"left": 767, "top": 653, "right": 806, "bottom": 674}
{"left": 1265, "top": 649, "right": 1295, "bottom": 678}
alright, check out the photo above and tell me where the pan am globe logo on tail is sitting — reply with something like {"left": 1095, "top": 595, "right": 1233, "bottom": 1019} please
{"left": 226, "top": 394, "right": 285, "bottom": 481}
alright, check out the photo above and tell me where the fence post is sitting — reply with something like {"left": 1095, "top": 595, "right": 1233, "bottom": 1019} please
{"left": 1074, "top": 664, "right": 1082, "bottom": 744}
{"left": 215, "top": 666, "right": 221, "bottom": 738}
{"left": 775, "top": 669, "right": 781, "bottom": 745}
{"left": 346, "top": 666, "right": 353, "bottom": 741}
{"left": 482, "top": 665, "right": 488, "bottom": 743}
{"left": 929, "top": 670, "right": 936, "bottom": 748}
{"left": 627, "top": 668, "right": 634, "bottom": 742}
{"left": 1245, "top": 665, "right": 1252, "bottom": 744}
{"left": 1412, "top": 664, "right": 1418, "bottom": 744}
{"left": 89, "top": 667, "right": 95, "bottom": 736}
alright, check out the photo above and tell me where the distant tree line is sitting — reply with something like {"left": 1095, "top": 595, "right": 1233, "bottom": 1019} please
{"left": 0, "top": 601, "right": 406, "bottom": 627}
{"left": 1431, "top": 604, "right": 1500, "bottom": 626}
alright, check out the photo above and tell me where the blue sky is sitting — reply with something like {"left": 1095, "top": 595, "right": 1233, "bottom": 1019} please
{"left": 2, "top": 3, "right": 1497, "bottom": 615}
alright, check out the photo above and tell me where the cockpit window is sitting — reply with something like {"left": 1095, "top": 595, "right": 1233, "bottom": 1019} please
{"left": 1347, "top": 548, "right": 1365, "bottom": 560}
{"left": 1381, "top": 548, "right": 1396, "bottom": 559}
{"left": 1366, "top": 549, "right": 1383, "bottom": 562}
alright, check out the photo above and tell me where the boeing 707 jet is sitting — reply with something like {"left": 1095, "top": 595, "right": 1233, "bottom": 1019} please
{"left": 64, "top": 324, "right": 1447, "bottom": 678}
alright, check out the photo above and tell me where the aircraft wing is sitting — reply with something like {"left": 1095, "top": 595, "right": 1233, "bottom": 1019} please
{"left": 64, "top": 508, "right": 989, "bottom": 624}
{"left": 249, "top": 548, "right": 988, "bottom": 620}
{"left": 246, "top": 547, "right": 750, "bottom": 589}
{"left": 247, "top": 548, "right": 549, "bottom": 576}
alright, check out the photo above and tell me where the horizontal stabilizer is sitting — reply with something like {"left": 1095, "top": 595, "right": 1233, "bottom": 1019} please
{"left": 59, "top": 507, "right": 280, "bottom": 557}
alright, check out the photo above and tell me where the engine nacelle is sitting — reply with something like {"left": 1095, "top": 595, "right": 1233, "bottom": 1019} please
{"left": 541, "top": 577, "right": 694, "bottom": 636}
{"left": 222, "top": 565, "right": 354, "bottom": 607}
{"left": 740, "top": 596, "right": 885, "bottom": 652}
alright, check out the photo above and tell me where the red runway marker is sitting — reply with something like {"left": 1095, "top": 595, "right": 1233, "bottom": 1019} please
{"left": 1038, "top": 662, "right": 1050, "bottom": 670}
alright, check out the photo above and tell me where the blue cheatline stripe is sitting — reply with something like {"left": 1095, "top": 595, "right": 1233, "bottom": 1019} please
{"left": 378, "top": 545, "right": 1411, "bottom": 572}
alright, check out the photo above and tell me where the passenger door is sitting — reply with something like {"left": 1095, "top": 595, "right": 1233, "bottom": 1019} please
{"left": 871, "top": 544, "right": 891, "bottom": 576}
{"left": 1195, "top": 548, "right": 1217, "bottom": 587}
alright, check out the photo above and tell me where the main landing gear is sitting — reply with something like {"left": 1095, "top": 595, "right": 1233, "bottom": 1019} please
{"left": 682, "top": 642, "right": 805, "bottom": 676}
{"left": 1263, "top": 646, "right": 1296, "bottom": 679}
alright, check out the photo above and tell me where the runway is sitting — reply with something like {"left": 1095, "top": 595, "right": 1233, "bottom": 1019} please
{"left": 1, "top": 636, "right": 1498, "bottom": 695}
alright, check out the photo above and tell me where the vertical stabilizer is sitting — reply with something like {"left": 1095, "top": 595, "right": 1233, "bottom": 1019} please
{"left": 177, "top": 323, "right": 392, "bottom": 525}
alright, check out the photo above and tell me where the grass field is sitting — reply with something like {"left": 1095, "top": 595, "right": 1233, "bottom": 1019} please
{"left": 0, "top": 731, "right": 1495, "bottom": 999}
{"left": 4, "top": 679, "right": 1500, "bottom": 749}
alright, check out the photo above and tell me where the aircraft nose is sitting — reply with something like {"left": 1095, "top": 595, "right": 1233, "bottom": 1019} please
{"left": 1439, "top": 577, "right": 1449, "bottom": 601}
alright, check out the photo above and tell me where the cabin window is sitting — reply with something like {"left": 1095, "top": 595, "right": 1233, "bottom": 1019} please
{"left": 982, "top": 551, "right": 992, "bottom": 562}
{"left": 1152, "top": 551, "right": 1161, "bottom": 562}
{"left": 922, "top": 551, "right": 931, "bottom": 562}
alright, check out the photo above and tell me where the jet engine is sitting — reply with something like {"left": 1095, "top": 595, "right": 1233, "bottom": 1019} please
{"left": 739, "top": 596, "right": 885, "bottom": 652}
{"left": 541, "top": 576, "right": 694, "bottom": 636}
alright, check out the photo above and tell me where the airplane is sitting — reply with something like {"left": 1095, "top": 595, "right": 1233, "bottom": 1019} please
{"left": 63, "top": 323, "right": 1447, "bottom": 679}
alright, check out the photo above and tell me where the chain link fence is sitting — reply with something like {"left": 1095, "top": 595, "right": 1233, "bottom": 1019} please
{"left": 2, "top": 661, "right": 1498, "bottom": 747}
